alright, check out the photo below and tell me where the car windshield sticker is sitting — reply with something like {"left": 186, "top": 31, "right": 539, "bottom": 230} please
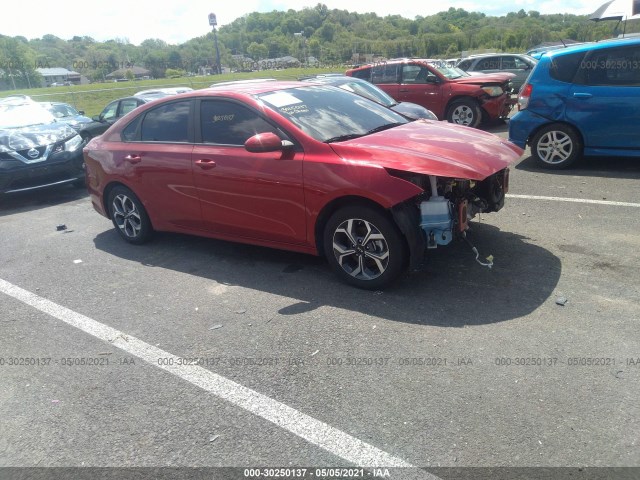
{"left": 279, "top": 104, "right": 309, "bottom": 115}
{"left": 212, "top": 114, "right": 235, "bottom": 122}
{"left": 261, "top": 92, "right": 303, "bottom": 108}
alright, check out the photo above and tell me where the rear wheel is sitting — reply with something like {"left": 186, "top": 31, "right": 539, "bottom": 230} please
{"left": 447, "top": 99, "right": 482, "bottom": 128}
{"left": 531, "top": 123, "right": 582, "bottom": 169}
{"left": 107, "top": 185, "right": 153, "bottom": 244}
{"left": 323, "top": 206, "right": 406, "bottom": 290}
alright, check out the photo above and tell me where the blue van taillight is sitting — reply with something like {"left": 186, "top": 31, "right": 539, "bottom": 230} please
{"left": 518, "top": 84, "right": 532, "bottom": 111}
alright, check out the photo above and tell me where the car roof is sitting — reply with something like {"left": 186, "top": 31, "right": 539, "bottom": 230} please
{"left": 545, "top": 37, "right": 640, "bottom": 58}
{"left": 201, "top": 80, "right": 313, "bottom": 95}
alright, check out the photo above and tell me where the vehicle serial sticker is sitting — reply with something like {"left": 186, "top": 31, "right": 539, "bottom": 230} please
{"left": 261, "top": 92, "right": 303, "bottom": 108}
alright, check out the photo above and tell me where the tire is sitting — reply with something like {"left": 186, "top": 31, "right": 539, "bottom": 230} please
{"left": 107, "top": 185, "right": 153, "bottom": 244}
{"left": 447, "top": 99, "right": 482, "bottom": 128}
{"left": 323, "top": 206, "right": 407, "bottom": 290}
{"left": 531, "top": 123, "right": 582, "bottom": 169}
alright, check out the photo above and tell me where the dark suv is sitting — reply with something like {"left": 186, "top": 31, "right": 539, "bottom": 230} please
{"left": 346, "top": 59, "right": 514, "bottom": 128}
{"left": 509, "top": 38, "right": 640, "bottom": 168}
{"left": 0, "top": 97, "right": 85, "bottom": 194}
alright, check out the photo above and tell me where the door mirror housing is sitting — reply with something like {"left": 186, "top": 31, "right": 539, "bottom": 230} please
{"left": 244, "top": 132, "right": 289, "bottom": 153}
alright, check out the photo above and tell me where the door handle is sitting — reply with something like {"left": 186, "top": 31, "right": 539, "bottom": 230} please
{"left": 399, "top": 89, "right": 409, "bottom": 92}
{"left": 573, "top": 93, "right": 592, "bottom": 99}
{"left": 195, "top": 159, "right": 217, "bottom": 170}
{"left": 124, "top": 154, "right": 141, "bottom": 164}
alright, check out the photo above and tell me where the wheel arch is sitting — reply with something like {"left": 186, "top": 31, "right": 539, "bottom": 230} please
{"left": 314, "top": 195, "right": 404, "bottom": 258}
{"left": 526, "top": 121, "right": 585, "bottom": 149}
{"left": 102, "top": 181, "right": 154, "bottom": 228}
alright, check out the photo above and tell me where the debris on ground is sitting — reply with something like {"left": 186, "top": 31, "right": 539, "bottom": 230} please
{"left": 73, "top": 259, "right": 83, "bottom": 264}
{"left": 56, "top": 224, "right": 67, "bottom": 231}
{"left": 209, "top": 324, "right": 223, "bottom": 330}
{"left": 209, "top": 434, "right": 219, "bottom": 443}
{"left": 310, "top": 350, "right": 319, "bottom": 357}
{"left": 234, "top": 309, "right": 246, "bottom": 314}
{"left": 555, "top": 297, "right": 568, "bottom": 306}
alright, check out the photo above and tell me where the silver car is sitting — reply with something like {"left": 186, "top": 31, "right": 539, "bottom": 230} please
{"left": 456, "top": 54, "right": 537, "bottom": 92}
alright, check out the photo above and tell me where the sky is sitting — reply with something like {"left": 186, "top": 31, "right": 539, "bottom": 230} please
{"left": 3, "top": 0, "right": 613, "bottom": 45}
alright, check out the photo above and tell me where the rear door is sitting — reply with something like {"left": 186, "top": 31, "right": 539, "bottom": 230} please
{"left": 115, "top": 99, "right": 201, "bottom": 230}
{"left": 370, "top": 63, "right": 401, "bottom": 99}
{"left": 567, "top": 44, "right": 640, "bottom": 151}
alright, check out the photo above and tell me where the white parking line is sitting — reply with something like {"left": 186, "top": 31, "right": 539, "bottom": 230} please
{"left": 506, "top": 194, "right": 640, "bottom": 208}
{"left": 0, "top": 278, "right": 439, "bottom": 477}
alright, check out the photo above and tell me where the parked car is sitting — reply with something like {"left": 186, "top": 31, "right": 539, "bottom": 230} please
{"left": 456, "top": 54, "right": 537, "bottom": 92}
{"left": 0, "top": 97, "right": 85, "bottom": 194}
{"left": 346, "top": 59, "right": 515, "bottom": 128}
{"left": 84, "top": 82, "right": 521, "bottom": 289}
{"left": 300, "top": 75, "right": 438, "bottom": 120}
{"left": 509, "top": 38, "right": 640, "bottom": 169}
{"left": 40, "top": 102, "right": 92, "bottom": 131}
{"left": 78, "top": 97, "right": 149, "bottom": 141}
{"left": 134, "top": 87, "right": 194, "bottom": 101}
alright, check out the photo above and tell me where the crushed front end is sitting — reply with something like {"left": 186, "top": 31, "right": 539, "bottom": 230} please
{"left": 390, "top": 168, "right": 509, "bottom": 269}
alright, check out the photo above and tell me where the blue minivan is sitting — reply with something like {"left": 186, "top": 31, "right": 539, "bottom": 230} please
{"left": 509, "top": 38, "right": 640, "bottom": 169}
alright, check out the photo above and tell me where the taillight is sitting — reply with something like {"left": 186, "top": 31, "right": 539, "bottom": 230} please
{"left": 518, "top": 84, "right": 532, "bottom": 111}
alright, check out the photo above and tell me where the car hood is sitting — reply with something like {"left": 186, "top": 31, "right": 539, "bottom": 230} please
{"left": 453, "top": 72, "right": 516, "bottom": 84}
{"left": 329, "top": 120, "right": 523, "bottom": 180}
{"left": 0, "top": 123, "right": 76, "bottom": 152}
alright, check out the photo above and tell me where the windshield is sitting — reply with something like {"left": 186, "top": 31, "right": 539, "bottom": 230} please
{"left": 337, "top": 80, "right": 395, "bottom": 107}
{"left": 429, "top": 61, "right": 470, "bottom": 80}
{"left": 45, "top": 103, "right": 79, "bottom": 118}
{"left": 0, "top": 103, "right": 56, "bottom": 129}
{"left": 258, "top": 85, "right": 407, "bottom": 143}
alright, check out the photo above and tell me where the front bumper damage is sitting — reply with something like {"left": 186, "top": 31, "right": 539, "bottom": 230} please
{"left": 391, "top": 168, "right": 509, "bottom": 271}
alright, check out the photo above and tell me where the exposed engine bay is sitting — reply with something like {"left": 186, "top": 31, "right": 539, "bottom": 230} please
{"left": 389, "top": 168, "right": 509, "bottom": 268}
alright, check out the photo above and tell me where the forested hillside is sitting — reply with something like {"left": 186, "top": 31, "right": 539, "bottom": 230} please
{"left": 1, "top": 3, "right": 635, "bottom": 89}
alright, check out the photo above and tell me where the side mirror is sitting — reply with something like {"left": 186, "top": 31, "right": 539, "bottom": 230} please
{"left": 92, "top": 115, "right": 101, "bottom": 122}
{"left": 78, "top": 110, "right": 85, "bottom": 115}
{"left": 244, "top": 132, "right": 290, "bottom": 153}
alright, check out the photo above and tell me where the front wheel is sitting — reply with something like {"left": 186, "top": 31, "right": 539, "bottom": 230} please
{"left": 107, "top": 185, "right": 153, "bottom": 244}
{"left": 323, "top": 206, "right": 407, "bottom": 290}
{"left": 447, "top": 99, "right": 482, "bottom": 128}
{"left": 531, "top": 123, "right": 582, "bottom": 169}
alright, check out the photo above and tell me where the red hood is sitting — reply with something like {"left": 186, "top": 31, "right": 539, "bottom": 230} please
{"left": 329, "top": 120, "right": 523, "bottom": 181}
{"left": 453, "top": 72, "right": 516, "bottom": 84}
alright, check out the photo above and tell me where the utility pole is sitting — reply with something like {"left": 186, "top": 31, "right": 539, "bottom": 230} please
{"left": 209, "top": 13, "right": 222, "bottom": 74}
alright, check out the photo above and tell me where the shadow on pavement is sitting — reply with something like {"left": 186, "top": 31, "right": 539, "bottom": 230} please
{"left": 0, "top": 185, "right": 88, "bottom": 217}
{"left": 93, "top": 221, "right": 560, "bottom": 328}
{"left": 515, "top": 154, "right": 640, "bottom": 180}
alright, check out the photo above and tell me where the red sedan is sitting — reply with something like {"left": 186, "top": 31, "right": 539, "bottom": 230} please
{"left": 84, "top": 82, "right": 522, "bottom": 289}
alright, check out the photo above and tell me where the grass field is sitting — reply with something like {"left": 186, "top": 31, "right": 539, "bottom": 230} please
{"left": 0, "top": 67, "right": 341, "bottom": 117}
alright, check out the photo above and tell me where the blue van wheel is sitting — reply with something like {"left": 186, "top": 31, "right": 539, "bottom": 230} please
{"left": 531, "top": 124, "right": 582, "bottom": 169}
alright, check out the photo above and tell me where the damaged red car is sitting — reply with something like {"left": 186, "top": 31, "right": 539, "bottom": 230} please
{"left": 84, "top": 82, "right": 522, "bottom": 289}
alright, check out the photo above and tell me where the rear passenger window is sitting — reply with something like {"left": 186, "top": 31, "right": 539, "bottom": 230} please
{"left": 457, "top": 60, "right": 472, "bottom": 70}
{"left": 577, "top": 46, "right": 640, "bottom": 86}
{"left": 372, "top": 64, "right": 400, "bottom": 84}
{"left": 140, "top": 100, "right": 190, "bottom": 142}
{"left": 549, "top": 52, "right": 586, "bottom": 83}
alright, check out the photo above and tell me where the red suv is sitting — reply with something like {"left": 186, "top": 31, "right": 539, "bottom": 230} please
{"left": 346, "top": 59, "right": 515, "bottom": 128}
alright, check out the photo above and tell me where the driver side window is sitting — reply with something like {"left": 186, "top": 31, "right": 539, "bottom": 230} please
{"left": 200, "top": 100, "right": 279, "bottom": 146}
